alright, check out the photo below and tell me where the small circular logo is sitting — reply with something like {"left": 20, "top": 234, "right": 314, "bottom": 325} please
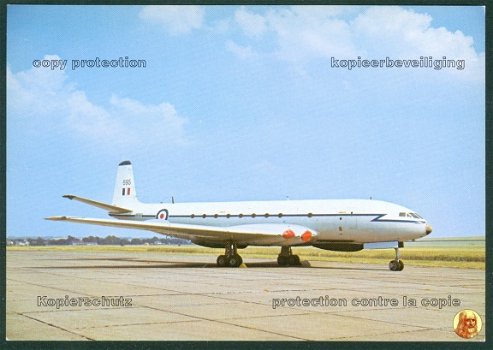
{"left": 156, "top": 209, "right": 168, "bottom": 220}
{"left": 454, "top": 309, "right": 482, "bottom": 339}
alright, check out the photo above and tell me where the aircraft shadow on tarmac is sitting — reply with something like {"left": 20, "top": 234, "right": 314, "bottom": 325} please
{"left": 30, "top": 257, "right": 384, "bottom": 271}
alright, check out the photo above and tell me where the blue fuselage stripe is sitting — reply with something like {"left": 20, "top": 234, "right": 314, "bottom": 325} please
{"left": 108, "top": 212, "right": 423, "bottom": 224}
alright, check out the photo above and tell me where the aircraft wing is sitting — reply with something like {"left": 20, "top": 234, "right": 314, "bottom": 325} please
{"left": 62, "top": 195, "right": 132, "bottom": 214}
{"left": 45, "top": 216, "right": 317, "bottom": 246}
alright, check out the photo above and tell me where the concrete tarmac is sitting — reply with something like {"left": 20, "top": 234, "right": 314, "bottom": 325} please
{"left": 6, "top": 249, "right": 485, "bottom": 341}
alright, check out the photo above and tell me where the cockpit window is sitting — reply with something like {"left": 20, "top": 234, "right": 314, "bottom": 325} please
{"left": 402, "top": 212, "right": 423, "bottom": 219}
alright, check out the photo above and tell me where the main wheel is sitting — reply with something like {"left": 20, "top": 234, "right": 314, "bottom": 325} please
{"left": 227, "top": 254, "right": 242, "bottom": 267}
{"left": 233, "top": 254, "right": 243, "bottom": 266}
{"left": 294, "top": 255, "right": 301, "bottom": 266}
{"left": 277, "top": 255, "right": 288, "bottom": 266}
{"left": 217, "top": 255, "right": 227, "bottom": 267}
{"left": 389, "top": 259, "right": 399, "bottom": 271}
{"left": 398, "top": 260, "right": 404, "bottom": 271}
{"left": 288, "top": 255, "right": 301, "bottom": 266}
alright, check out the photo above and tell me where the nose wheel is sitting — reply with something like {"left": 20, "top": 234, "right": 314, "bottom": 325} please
{"left": 389, "top": 247, "right": 404, "bottom": 271}
{"left": 217, "top": 241, "right": 243, "bottom": 267}
{"left": 277, "top": 246, "right": 301, "bottom": 266}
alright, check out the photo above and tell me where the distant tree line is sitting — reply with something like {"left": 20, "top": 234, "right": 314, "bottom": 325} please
{"left": 8, "top": 235, "right": 191, "bottom": 246}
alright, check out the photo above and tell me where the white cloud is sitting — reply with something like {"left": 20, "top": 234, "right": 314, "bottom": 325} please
{"left": 139, "top": 5, "right": 204, "bottom": 35}
{"left": 234, "top": 6, "right": 267, "bottom": 37}
{"left": 7, "top": 55, "right": 71, "bottom": 119}
{"left": 109, "top": 95, "right": 188, "bottom": 146}
{"left": 351, "top": 7, "right": 484, "bottom": 80}
{"left": 225, "top": 40, "right": 257, "bottom": 60}
{"left": 212, "top": 18, "right": 232, "bottom": 33}
{"left": 352, "top": 7, "right": 476, "bottom": 57}
{"left": 226, "top": 6, "right": 484, "bottom": 80}
{"left": 7, "top": 56, "right": 189, "bottom": 148}
{"left": 66, "top": 91, "right": 124, "bottom": 141}
{"left": 230, "top": 6, "right": 357, "bottom": 63}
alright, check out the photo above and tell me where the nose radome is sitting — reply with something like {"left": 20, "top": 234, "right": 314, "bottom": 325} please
{"left": 425, "top": 225, "right": 433, "bottom": 235}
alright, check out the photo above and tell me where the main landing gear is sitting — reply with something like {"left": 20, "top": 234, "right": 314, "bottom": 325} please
{"left": 217, "top": 241, "right": 243, "bottom": 268}
{"left": 389, "top": 247, "right": 404, "bottom": 271}
{"left": 277, "top": 246, "right": 301, "bottom": 266}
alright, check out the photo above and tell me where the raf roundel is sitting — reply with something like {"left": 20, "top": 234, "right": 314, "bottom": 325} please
{"left": 156, "top": 209, "right": 169, "bottom": 220}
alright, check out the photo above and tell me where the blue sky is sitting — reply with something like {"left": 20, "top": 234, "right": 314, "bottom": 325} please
{"left": 7, "top": 5, "right": 485, "bottom": 238}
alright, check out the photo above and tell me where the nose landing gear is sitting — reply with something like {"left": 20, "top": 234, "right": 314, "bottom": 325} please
{"left": 389, "top": 247, "right": 404, "bottom": 271}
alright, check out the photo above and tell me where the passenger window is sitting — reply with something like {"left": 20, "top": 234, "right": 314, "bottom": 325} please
{"left": 251, "top": 213, "right": 256, "bottom": 218}
{"left": 202, "top": 214, "right": 207, "bottom": 218}
{"left": 191, "top": 214, "right": 195, "bottom": 218}
{"left": 264, "top": 213, "right": 269, "bottom": 218}
{"left": 239, "top": 214, "right": 244, "bottom": 218}
{"left": 278, "top": 213, "right": 283, "bottom": 218}
{"left": 308, "top": 213, "right": 313, "bottom": 218}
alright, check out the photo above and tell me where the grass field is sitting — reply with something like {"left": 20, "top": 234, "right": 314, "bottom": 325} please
{"left": 8, "top": 237, "right": 485, "bottom": 270}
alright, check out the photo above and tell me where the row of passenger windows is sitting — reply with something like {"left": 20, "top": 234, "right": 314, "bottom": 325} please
{"left": 189, "top": 213, "right": 315, "bottom": 219}
{"left": 399, "top": 212, "right": 423, "bottom": 219}
{"left": 184, "top": 212, "right": 422, "bottom": 219}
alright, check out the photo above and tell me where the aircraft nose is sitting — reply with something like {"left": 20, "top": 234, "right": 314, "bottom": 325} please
{"left": 425, "top": 224, "right": 433, "bottom": 235}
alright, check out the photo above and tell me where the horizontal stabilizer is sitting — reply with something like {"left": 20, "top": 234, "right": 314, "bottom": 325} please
{"left": 62, "top": 195, "right": 132, "bottom": 214}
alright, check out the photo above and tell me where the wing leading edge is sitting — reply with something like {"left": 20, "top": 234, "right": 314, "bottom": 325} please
{"left": 45, "top": 216, "right": 317, "bottom": 246}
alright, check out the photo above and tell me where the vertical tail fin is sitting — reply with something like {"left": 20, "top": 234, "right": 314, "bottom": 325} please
{"left": 113, "top": 161, "right": 140, "bottom": 206}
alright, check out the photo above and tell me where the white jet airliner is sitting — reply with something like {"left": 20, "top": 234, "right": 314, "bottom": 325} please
{"left": 47, "top": 161, "right": 432, "bottom": 271}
